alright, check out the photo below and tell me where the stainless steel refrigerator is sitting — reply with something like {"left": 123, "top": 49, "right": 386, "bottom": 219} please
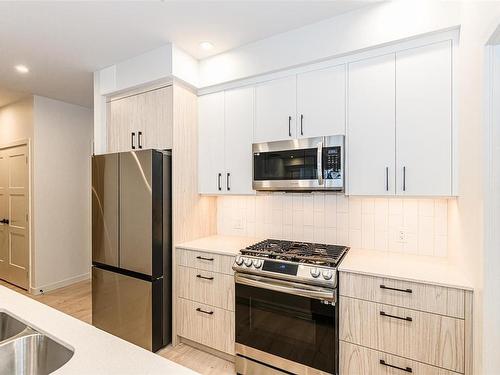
{"left": 91, "top": 149, "right": 171, "bottom": 352}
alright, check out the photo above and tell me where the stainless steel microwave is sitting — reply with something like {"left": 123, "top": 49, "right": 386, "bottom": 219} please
{"left": 252, "top": 135, "right": 344, "bottom": 191}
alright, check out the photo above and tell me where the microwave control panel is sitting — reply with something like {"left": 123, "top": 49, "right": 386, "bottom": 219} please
{"left": 323, "top": 146, "right": 341, "bottom": 179}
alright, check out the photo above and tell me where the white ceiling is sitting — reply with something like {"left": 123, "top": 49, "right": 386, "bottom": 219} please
{"left": 0, "top": 1, "right": 371, "bottom": 108}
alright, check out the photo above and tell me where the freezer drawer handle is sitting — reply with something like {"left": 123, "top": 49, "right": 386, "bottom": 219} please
{"left": 196, "top": 256, "right": 214, "bottom": 261}
{"left": 380, "top": 311, "right": 413, "bottom": 322}
{"left": 379, "top": 360, "right": 412, "bottom": 373}
{"left": 196, "top": 274, "right": 214, "bottom": 281}
{"left": 380, "top": 284, "right": 412, "bottom": 293}
{"left": 196, "top": 307, "right": 214, "bottom": 315}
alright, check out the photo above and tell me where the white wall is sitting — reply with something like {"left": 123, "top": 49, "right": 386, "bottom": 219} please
{"left": 33, "top": 96, "right": 93, "bottom": 292}
{"left": 0, "top": 97, "right": 34, "bottom": 143}
{"left": 218, "top": 195, "right": 449, "bottom": 257}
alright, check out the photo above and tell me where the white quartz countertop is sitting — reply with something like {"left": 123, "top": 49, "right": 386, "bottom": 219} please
{"left": 339, "top": 248, "right": 474, "bottom": 291}
{"left": 176, "top": 235, "right": 263, "bottom": 256}
{"left": 0, "top": 286, "right": 198, "bottom": 375}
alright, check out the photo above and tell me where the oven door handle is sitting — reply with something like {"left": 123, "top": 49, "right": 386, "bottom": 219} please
{"left": 235, "top": 273, "right": 336, "bottom": 303}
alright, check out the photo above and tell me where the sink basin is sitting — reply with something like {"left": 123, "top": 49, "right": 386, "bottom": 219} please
{"left": 0, "top": 334, "right": 74, "bottom": 375}
{"left": 0, "top": 312, "right": 28, "bottom": 343}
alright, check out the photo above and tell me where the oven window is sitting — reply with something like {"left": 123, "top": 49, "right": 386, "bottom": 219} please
{"left": 253, "top": 149, "right": 318, "bottom": 181}
{"left": 236, "top": 283, "right": 335, "bottom": 373}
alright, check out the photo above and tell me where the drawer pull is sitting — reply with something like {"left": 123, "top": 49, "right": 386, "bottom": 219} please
{"left": 380, "top": 311, "right": 412, "bottom": 322}
{"left": 196, "top": 307, "right": 214, "bottom": 315}
{"left": 196, "top": 256, "right": 214, "bottom": 261}
{"left": 379, "top": 359, "right": 412, "bottom": 373}
{"left": 196, "top": 274, "right": 214, "bottom": 281}
{"left": 380, "top": 284, "right": 412, "bottom": 294}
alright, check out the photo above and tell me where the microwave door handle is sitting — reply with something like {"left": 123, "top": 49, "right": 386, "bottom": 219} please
{"left": 317, "top": 141, "right": 323, "bottom": 185}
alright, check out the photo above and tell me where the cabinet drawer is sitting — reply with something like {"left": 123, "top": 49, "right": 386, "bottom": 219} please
{"left": 177, "top": 248, "right": 234, "bottom": 275}
{"left": 177, "top": 297, "right": 235, "bottom": 355}
{"left": 340, "top": 296, "right": 464, "bottom": 372}
{"left": 177, "top": 265, "right": 235, "bottom": 311}
{"left": 340, "top": 272, "right": 465, "bottom": 318}
{"left": 340, "top": 341, "right": 461, "bottom": 375}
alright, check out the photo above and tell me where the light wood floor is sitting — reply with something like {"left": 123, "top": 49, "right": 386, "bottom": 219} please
{"left": 0, "top": 279, "right": 234, "bottom": 375}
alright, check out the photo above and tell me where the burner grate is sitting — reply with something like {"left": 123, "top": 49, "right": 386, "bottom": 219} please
{"left": 243, "top": 239, "right": 348, "bottom": 266}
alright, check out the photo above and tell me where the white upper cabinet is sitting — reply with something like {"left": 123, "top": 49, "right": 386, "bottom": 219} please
{"left": 254, "top": 76, "right": 297, "bottom": 142}
{"left": 224, "top": 87, "right": 255, "bottom": 195}
{"left": 297, "top": 64, "right": 346, "bottom": 138}
{"left": 198, "top": 92, "right": 225, "bottom": 194}
{"left": 395, "top": 41, "right": 452, "bottom": 196}
{"left": 198, "top": 88, "right": 255, "bottom": 195}
{"left": 348, "top": 54, "right": 396, "bottom": 196}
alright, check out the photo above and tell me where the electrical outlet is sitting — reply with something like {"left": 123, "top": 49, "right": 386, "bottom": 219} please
{"left": 398, "top": 229, "right": 408, "bottom": 243}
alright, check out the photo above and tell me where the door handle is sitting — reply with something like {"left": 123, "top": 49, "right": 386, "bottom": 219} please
{"left": 196, "top": 274, "right": 214, "bottom": 281}
{"left": 0, "top": 219, "right": 9, "bottom": 225}
{"left": 385, "top": 167, "right": 389, "bottom": 191}
{"left": 403, "top": 166, "right": 406, "bottom": 192}
{"left": 379, "top": 360, "right": 412, "bottom": 373}
{"left": 226, "top": 173, "right": 231, "bottom": 191}
{"left": 217, "top": 173, "right": 222, "bottom": 191}
{"left": 288, "top": 116, "right": 292, "bottom": 137}
{"left": 196, "top": 307, "right": 214, "bottom": 315}
{"left": 131, "top": 132, "right": 136, "bottom": 150}
{"left": 380, "top": 311, "right": 412, "bottom": 322}
{"left": 138, "top": 131, "right": 143, "bottom": 149}
{"left": 300, "top": 114, "right": 304, "bottom": 136}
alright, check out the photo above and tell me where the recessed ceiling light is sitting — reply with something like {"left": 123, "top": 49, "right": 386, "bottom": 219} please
{"left": 15, "top": 65, "right": 29, "bottom": 74}
{"left": 199, "top": 41, "right": 214, "bottom": 51}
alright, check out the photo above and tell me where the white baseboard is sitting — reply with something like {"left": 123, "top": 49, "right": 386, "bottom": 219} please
{"left": 30, "top": 272, "right": 90, "bottom": 295}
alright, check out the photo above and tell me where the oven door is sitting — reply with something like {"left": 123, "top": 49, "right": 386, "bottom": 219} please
{"left": 235, "top": 273, "right": 337, "bottom": 375}
{"left": 252, "top": 136, "right": 343, "bottom": 191}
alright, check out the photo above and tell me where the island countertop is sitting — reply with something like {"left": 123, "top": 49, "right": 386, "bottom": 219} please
{"left": 0, "top": 285, "right": 197, "bottom": 375}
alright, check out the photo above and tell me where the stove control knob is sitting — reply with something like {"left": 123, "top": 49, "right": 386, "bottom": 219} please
{"left": 253, "top": 259, "right": 263, "bottom": 268}
{"left": 310, "top": 268, "right": 321, "bottom": 278}
{"left": 322, "top": 269, "right": 333, "bottom": 280}
{"left": 235, "top": 256, "right": 244, "bottom": 266}
{"left": 244, "top": 258, "right": 253, "bottom": 267}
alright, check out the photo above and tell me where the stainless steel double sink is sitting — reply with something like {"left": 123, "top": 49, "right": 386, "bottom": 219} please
{"left": 0, "top": 311, "right": 74, "bottom": 374}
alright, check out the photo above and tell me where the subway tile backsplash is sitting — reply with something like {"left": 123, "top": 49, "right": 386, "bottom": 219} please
{"left": 217, "top": 194, "right": 449, "bottom": 257}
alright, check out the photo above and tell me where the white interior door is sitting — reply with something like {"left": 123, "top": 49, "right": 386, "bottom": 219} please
{"left": 0, "top": 145, "right": 29, "bottom": 289}
{"left": 297, "top": 64, "right": 346, "bottom": 138}
{"left": 348, "top": 54, "right": 396, "bottom": 196}
{"left": 198, "top": 92, "right": 225, "bottom": 194}
{"left": 395, "top": 41, "right": 452, "bottom": 196}
{"left": 254, "top": 76, "right": 297, "bottom": 142}
{"left": 224, "top": 86, "right": 255, "bottom": 195}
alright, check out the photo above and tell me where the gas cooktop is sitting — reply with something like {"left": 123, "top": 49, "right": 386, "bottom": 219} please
{"left": 241, "top": 239, "right": 349, "bottom": 267}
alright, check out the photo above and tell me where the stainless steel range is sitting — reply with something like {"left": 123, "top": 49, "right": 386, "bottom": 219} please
{"left": 233, "top": 239, "right": 349, "bottom": 375}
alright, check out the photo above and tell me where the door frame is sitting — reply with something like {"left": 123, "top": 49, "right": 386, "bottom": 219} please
{"left": 0, "top": 138, "right": 32, "bottom": 291}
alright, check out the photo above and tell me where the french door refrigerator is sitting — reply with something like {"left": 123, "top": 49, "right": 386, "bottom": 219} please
{"left": 91, "top": 149, "right": 171, "bottom": 352}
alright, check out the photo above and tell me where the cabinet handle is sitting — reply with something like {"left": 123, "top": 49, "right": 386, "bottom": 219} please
{"left": 300, "top": 114, "right": 304, "bottom": 136}
{"left": 138, "top": 131, "right": 143, "bottom": 149}
{"left": 196, "top": 256, "right": 214, "bottom": 261}
{"left": 218, "top": 173, "right": 222, "bottom": 191}
{"left": 380, "top": 311, "right": 413, "bottom": 322}
{"left": 196, "top": 274, "right": 214, "bottom": 281}
{"left": 380, "top": 284, "right": 412, "bottom": 293}
{"left": 196, "top": 307, "right": 214, "bottom": 315}
{"left": 131, "top": 132, "right": 136, "bottom": 150}
{"left": 379, "top": 360, "right": 412, "bottom": 373}
{"left": 385, "top": 167, "right": 389, "bottom": 191}
{"left": 227, "top": 173, "right": 231, "bottom": 191}
{"left": 403, "top": 166, "right": 406, "bottom": 191}
{"left": 288, "top": 116, "right": 292, "bottom": 137}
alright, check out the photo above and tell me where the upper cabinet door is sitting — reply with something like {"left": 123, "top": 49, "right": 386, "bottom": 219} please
{"left": 348, "top": 54, "right": 396, "bottom": 196}
{"left": 297, "top": 64, "right": 346, "bottom": 138}
{"left": 137, "top": 86, "right": 173, "bottom": 150}
{"left": 107, "top": 94, "right": 140, "bottom": 153}
{"left": 198, "top": 92, "right": 225, "bottom": 194}
{"left": 396, "top": 41, "right": 452, "bottom": 196}
{"left": 224, "top": 86, "right": 255, "bottom": 195}
{"left": 254, "top": 76, "right": 297, "bottom": 142}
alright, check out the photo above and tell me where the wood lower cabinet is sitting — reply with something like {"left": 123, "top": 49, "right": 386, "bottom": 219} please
{"left": 177, "top": 298, "right": 235, "bottom": 355}
{"left": 175, "top": 248, "right": 235, "bottom": 356}
{"left": 339, "top": 271, "right": 473, "bottom": 375}
{"left": 340, "top": 342, "right": 461, "bottom": 375}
